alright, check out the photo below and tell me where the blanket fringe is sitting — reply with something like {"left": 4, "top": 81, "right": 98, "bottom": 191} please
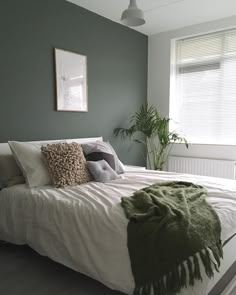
{"left": 133, "top": 243, "right": 222, "bottom": 295}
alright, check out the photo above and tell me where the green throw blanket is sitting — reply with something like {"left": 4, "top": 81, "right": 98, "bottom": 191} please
{"left": 121, "top": 181, "right": 223, "bottom": 295}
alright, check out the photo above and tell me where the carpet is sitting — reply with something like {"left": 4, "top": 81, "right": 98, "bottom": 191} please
{"left": 0, "top": 243, "right": 125, "bottom": 295}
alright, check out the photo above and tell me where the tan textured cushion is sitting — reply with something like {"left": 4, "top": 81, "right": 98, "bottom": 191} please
{"left": 41, "top": 142, "right": 92, "bottom": 187}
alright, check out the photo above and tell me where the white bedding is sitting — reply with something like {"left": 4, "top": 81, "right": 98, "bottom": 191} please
{"left": 0, "top": 170, "right": 236, "bottom": 295}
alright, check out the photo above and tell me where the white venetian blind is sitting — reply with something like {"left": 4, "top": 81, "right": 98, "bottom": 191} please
{"left": 170, "top": 28, "right": 236, "bottom": 145}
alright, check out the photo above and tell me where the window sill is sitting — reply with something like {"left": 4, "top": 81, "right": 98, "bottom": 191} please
{"left": 172, "top": 142, "right": 236, "bottom": 147}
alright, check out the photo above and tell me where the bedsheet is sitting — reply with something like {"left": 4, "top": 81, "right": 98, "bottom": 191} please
{"left": 0, "top": 170, "right": 236, "bottom": 295}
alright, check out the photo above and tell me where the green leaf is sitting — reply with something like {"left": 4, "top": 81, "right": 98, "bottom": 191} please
{"left": 114, "top": 103, "right": 188, "bottom": 169}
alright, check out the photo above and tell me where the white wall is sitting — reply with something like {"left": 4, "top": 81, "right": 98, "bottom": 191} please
{"left": 148, "top": 15, "right": 236, "bottom": 160}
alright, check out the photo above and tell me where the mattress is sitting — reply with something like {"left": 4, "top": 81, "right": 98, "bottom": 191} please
{"left": 0, "top": 170, "right": 236, "bottom": 295}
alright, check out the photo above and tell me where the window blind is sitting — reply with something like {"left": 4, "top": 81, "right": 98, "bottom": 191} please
{"left": 170, "top": 28, "right": 236, "bottom": 145}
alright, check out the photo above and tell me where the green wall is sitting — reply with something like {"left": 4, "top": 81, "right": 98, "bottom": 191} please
{"left": 0, "top": 0, "right": 147, "bottom": 165}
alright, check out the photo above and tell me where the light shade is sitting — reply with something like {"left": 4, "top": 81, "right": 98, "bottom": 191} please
{"left": 121, "top": 0, "right": 145, "bottom": 27}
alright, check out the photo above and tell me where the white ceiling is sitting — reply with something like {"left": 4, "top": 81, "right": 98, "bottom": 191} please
{"left": 66, "top": 0, "right": 236, "bottom": 36}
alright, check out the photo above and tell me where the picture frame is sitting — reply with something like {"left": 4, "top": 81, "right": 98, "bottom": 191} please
{"left": 54, "top": 48, "right": 88, "bottom": 112}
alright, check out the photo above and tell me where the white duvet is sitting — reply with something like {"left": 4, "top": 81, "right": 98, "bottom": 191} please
{"left": 1, "top": 170, "right": 236, "bottom": 295}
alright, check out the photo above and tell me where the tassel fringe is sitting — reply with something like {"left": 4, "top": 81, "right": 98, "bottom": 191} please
{"left": 133, "top": 242, "right": 222, "bottom": 295}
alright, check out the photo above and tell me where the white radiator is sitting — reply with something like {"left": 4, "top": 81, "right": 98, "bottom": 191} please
{"left": 168, "top": 156, "right": 236, "bottom": 179}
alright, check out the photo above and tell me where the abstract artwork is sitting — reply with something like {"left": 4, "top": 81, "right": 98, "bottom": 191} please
{"left": 55, "top": 48, "right": 88, "bottom": 112}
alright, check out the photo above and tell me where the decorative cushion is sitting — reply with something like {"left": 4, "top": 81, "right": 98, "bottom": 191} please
{"left": 8, "top": 141, "right": 52, "bottom": 188}
{"left": 87, "top": 160, "right": 119, "bottom": 183}
{"left": 82, "top": 141, "right": 125, "bottom": 174}
{"left": 41, "top": 142, "right": 92, "bottom": 187}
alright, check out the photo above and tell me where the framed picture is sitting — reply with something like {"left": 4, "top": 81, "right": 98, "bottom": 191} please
{"left": 54, "top": 48, "right": 88, "bottom": 112}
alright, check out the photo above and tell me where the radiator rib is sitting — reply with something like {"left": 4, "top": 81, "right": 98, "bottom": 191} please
{"left": 168, "top": 156, "right": 236, "bottom": 179}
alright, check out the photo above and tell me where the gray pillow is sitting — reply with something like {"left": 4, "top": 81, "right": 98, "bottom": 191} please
{"left": 0, "top": 180, "right": 5, "bottom": 191}
{"left": 82, "top": 141, "right": 125, "bottom": 174}
{"left": 0, "top": 143, "right": 23, "bottom": 186}
{"left": 87, "top": 160, "right": 119, "bottom": 183}
{"left": 5, "top": 175, "right": 25, "bottom": 187}
{"left": 0, "top": 175, "right": 25, "bottom": 190}
{"left": 107, "top": 142, "right": 125, "bottom": 174}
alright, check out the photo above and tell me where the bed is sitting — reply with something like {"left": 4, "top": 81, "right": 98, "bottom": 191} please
{"left": 0, "top": 137, "right": 236, "bottom": 295}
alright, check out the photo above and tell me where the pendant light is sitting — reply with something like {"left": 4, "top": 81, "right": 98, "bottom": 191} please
{"left": 121, "top": 0, "right": 145, "bottom": 27}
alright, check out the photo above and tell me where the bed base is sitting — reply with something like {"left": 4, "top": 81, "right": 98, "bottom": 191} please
{"left": 208, "top": 234, "right": 236, "bottom": 295}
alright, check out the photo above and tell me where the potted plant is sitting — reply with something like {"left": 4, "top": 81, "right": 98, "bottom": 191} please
{"left": 114, "top": 104, "right": 188, "bottom": 170}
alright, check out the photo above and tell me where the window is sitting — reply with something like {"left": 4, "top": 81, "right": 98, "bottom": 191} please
{"left": 170, "top": 28, "right": 236, "bottom": 145}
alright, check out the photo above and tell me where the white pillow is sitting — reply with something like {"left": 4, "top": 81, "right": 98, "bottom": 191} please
{"left": 8, "top": 141, "right": 52, "bottom": 188}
